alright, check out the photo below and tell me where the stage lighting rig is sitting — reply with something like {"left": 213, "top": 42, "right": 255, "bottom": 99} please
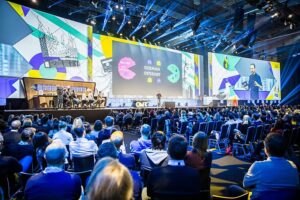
{"left": 91, "top": 0, "right": 99, "bottom": 8}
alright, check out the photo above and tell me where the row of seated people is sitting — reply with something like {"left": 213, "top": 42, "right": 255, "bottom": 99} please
{"left": 1, "top": 105, "right": 300, "bottom": 199}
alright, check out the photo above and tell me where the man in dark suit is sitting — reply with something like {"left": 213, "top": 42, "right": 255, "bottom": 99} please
{"left": 147, "top": 135, "right": 206, "bottom": 200}
{"left": 2, "top": 120, "right": 21, "bottom": 155}
{"left": 248, "top": 64, "right": 262, "bottom": 100}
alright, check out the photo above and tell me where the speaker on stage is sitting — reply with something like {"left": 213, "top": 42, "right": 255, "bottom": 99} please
{"left": 162, "top": 101, "right": 175, "bottom": 108}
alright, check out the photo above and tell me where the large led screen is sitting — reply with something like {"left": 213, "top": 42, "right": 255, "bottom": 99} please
{"left": 209, "top": 52, "right": 281, "bottom": 100}
{"left": 93, "top": 35, "right": 203, "bottom": 99}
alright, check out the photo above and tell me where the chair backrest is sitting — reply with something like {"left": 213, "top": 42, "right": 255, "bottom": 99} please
{"left": 206, "top": 121, "right": 215, "bottom": 135}
{"left": 254, "top": 125, "right": 263, "bottom": 142}
{"left": 152, "top": 190, "right": 210, "bottom": 200}
{"left": 191, "top": 122, "right": 199, "bottom": 135}
{"left": 212, "top": 192, "right": 248, "bottom": 200}
{"left": 151, "top": 118, "right": 158, "bottom": 132}
{"left": 73, "top": 155, "right": 95, "bottom": 172}
{"left": 215, "top": 121, "right": 224, "bottom": 131}
{"left": 254, "top": 189, "right": 299, "bottom": 200}
{"left": 179, "top": 121, "right": 188, "bottom": 135}
{"left": 199, "top": 122, "right": 207, "bottom": 132}
{"left": 219, "top": 124, "right": 229, "bottom": 140}
{"left": 124, "top": 117, "right": 133, "bottom": 125}
{"left": 245, "top": 126, "right": 256, "bottom": 144}
{"left": 227, "top": 123, "right": 237, "bottom": 138}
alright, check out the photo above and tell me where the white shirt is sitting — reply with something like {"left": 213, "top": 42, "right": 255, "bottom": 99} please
{"left": 69, "top": 137, "right": 98, "bottom": 159}
{"left": 168, "top": 159, "right": 185, "bottom": 166}
{"left": 53, "top": 130, "right": 74, "bottom": 146}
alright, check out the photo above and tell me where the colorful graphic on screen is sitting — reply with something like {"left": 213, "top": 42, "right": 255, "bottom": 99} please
{"left": 117, "top": 57, "right": 136, "bottom": 80}
{"left": 209, "top": 52, "right": 281, "bottom": 100}
{"left": 167, "top": 64, "right": 180, "bottom": 83}
{"left": 0, "top": 1, "right": 91, "bottom": 98}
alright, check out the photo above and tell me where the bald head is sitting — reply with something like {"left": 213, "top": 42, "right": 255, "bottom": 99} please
{"left": 11, "top": 120, "right": 21, "bottom": 130}
{"left": 45, "top": 140, "right": 66, "bottom": 167}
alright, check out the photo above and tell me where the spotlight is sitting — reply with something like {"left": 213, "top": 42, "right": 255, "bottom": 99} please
{"left": 115, "top": 4, "right": 119, "bottom": 9}
{"left": 112, "top": 15, "right": 116, "bottom": 21}
{"left": 120, "top": 5, "right": 124, "bottom": 10}
{"left": 156, "top": 28, "right": 159, "bottom": 32}
{"left": 90, "top": 19, "right": 96, "bottom": 25}
{"left": 128, "top": 20, "right": 131, "bottom": 24}
{"left": 31, "top": 0, "right": 38, "bottom": 3}
{"left": 120, "top": 33, "right": 123, "bottom": 36}
{"left": 271, "top": 12, "right": 279, "bottom": 18}
{"left": 288, "top": 14, "right": 293, "bottom": 18}
{"left": 143, "top": 24, "right": 146, "bottom": 28}
{"left": 290, "top": 23, "right": 294, "bottom": 30}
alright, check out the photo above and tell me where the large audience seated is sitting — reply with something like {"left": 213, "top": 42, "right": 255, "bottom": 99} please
{"left": 0, "top": 105, "right": 299, "bottom": 199}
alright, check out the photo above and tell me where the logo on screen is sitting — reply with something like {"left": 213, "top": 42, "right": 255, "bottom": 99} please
{"left": 118, "top": 57, "right": 136, "bottom": 80}
{"left": 167, "top": 64, "right": 180, "bottom": 83}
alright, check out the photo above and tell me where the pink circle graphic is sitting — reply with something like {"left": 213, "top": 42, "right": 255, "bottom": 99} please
{"left": 118, "top": 57, "right": 136, "bottom": 80}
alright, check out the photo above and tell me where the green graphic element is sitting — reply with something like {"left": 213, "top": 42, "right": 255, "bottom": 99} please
{"left": 39, "top": 64, "right": 57, "bottom": 79}
{"left": 215, "top": 53, "right": 240, "bottom": 71}
{"left": 167, "top": 64, "right": 180, "bottom": 83}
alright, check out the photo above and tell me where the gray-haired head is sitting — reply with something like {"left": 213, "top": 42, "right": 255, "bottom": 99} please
{"left": 140, "top": 124, "right": 151, "bottom": 138}
{"left": 11, "top": 120, "right": 21, "bottom": 130}
{"left": 45, "top": 140, "right": 66, "bottom": 167}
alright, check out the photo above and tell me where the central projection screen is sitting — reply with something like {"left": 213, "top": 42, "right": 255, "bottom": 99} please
{"left": 112, "top": 41, "right": 182, "bottom": 96}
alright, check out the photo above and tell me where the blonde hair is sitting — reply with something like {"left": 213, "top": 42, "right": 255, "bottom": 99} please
{"left": 87, "top": 158, "right": 133, "bottom": 200}
{"left": 72, "top": 117, "right": 83, "bottom": 130}
{"left": 192, "top": 132, "right": 208, "bottom": 157}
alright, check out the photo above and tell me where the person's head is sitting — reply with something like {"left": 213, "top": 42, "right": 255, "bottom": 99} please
{"left": 84, "top": 122, "right": 92, "bottom": 134}
{"left": 87, "top": 158, "right": 133, "bottom": 200}
{"left": 168, "top": 134, "right": 188, "bottom": 160}
{"left": 110, "top": 131, "right": 124, "bottom": 150}
{"left": 140, "top": 124, "right": 150, "bottom": 139}
{"left": 72, "top": 117, "right": 83, "bottom": 130}
{"left": 41, "top": 116, "right": 49, "bottom": 125}
{"left": 93, "top": 120, "right": 103, "bottom": 132}
{"left": 45, "top": 140, "right": 66, "bottom": 168}
{"left": 97, "top": 142, "right": 118, "bottom": 159}
{"left": 32, "top": 132, "right": 49, "bottom": 149}
{"left": 51, "top": 118, "right": 59, "bottom": 130}
{"left": 11, "top": 120, "right": 21, "bottom": 130}
{"left": 192, "top": 132, "right": 208, "bottom": 155}
{"left": 250, "top": 64, "right": 256, "bottom": 74}
{"left": 58, "top": 121, "right": 67, "bottom": 130}
{"left": 105, "top": 116, "right": 114, "bottom": 127}
{"left": 264, "top": 132, "right": 287, "bottom": 157}
{"left": 21, "top": 128, "right": 33, "bottom": 142}
{"left": 253, "top": 113, "right": 260, "bottom": 121}
{"left": 22, "top": 118, "right": 32, "bottom": 128}
{"left": 243, "top": 115, "right": 250, "bottom": 124}
{"left": 74, "top": 127, "right": 85, "bottom": 138}
{"left": 151, "top": 131, "right": 166, "bottom": 150}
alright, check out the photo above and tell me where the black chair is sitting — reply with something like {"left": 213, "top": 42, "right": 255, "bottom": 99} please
{"left": 254, "top": 189, "right": 299, "bottom": 200}
{"left": 133, "top": 115, "right": 142, "bottom": 127}
{"left": 151, "top": 190, "right": 210, "bottom": 200}
{"left": 151, "top": 118, "right": 158, "bottom": 133}
{"left": 191, "top": 122, "right": 199, "bottom": 135}
{"left": 178, "top": 121, "right": 188, "bottom": 135}
{"left": 66, "top": 170, "right": 92, "bottom": 189}
{"left": 233, "top": 126, "right": 256, "bottom": 157}
{"left": 72, "top": 155, "right": 95, "bottom": 172}
{"left": 214, "top": 121, "right": 224, "bottom": 132}
{"left": 254, "top": 125, "right": 263, "bottom": 142}
{"left": 206, "top": 121, "right": 215, "bottom": 136}
{"left": 123, "top": 117, "right": 133, "bottom": 131}
{"left": 209, "top": 124, "right": 229, "bottom": 152}
{"left": 199, "top": 122, "right": 207, "bottom": 132}
{"left": 142, "top": 117, "right": 150, "bottom": 125}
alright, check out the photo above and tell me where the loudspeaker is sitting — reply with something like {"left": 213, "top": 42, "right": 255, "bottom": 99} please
{"left": 163, "top": 101, "right": 175, "bottom": 108}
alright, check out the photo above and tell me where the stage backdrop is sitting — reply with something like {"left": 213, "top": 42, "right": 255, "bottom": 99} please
{"left": 0, "top": 1, "right": 92, "bottom": 99}
{"left": 92, "top": 34, "right": 203, "bottom": 99}
{"left": 208, "top": 52, "right": 281, "bottom": 100}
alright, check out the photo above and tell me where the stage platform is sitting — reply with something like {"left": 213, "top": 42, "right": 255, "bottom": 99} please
{"left": 3, "top": 106, "right": 211, "bottom": 122}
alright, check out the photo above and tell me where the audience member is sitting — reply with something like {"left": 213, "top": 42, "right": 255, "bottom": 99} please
{"left": 86, "top": 158, "right": 133, "bottom": 200}
{"left": 147, "top": 134, "right": 204, "bottom": 200}
{"left": 24, "top": 141, "right": 81, "bottom": 200}
{"left": 69, "top": 127, "right": 98, "bottom": 159}
{"left": 185, "top": 132, "right": 212, "bottom": 190}
{"left": 2, "top": 120, "right": 22, "bottom": 154}
{"left": 52, "top": 121, "right": 73, "bottom": 146}
{"left": 130, "top": 124, "right": 152, "bottom": 154}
